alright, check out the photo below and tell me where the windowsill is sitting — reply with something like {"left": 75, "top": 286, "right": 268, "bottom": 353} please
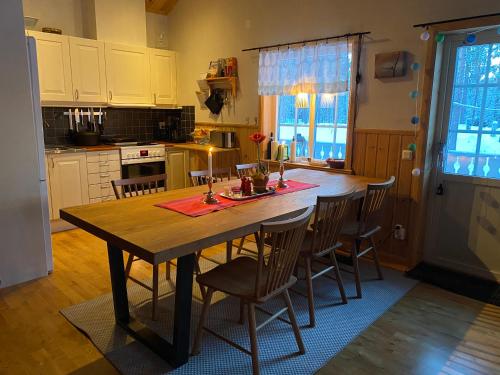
{"left": 263, "top": 159, "right": 353, "bottom": 175}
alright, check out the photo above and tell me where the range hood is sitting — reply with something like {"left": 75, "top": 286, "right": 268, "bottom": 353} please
{"left": 81, "top": 0, "right": 147, "bottom": 46}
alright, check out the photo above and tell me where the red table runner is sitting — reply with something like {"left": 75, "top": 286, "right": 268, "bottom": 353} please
{"left": 155, "top": 180, "right": 319, "bottom": 217}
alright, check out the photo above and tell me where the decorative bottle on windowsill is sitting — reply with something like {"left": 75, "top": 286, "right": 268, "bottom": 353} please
{"left": 248, "top": 132, "right": 269, "bottom": 194}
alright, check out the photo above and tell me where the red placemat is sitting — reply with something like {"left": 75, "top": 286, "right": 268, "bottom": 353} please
{"left": 155, "top": 180, "right": 319, "bottom": 217}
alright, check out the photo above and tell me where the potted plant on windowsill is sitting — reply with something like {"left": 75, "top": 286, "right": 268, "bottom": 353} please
{"left": 248, "top": 132, "right": 269, "bottom": 193}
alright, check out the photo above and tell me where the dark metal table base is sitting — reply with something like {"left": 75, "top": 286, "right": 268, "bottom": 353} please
{"left": 107, "top": 244, "right": 195, "bottom": 368}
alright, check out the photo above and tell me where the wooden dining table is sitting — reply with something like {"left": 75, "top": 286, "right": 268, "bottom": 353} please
{"left": 60, "top": 168, "right": 381, "bottom": 368}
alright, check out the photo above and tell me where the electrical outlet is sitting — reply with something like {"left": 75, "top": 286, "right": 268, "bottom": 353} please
{"left": 159, "top": 121, "right": 166, "bottom": 130}
{"left": 394, "top": 224, "right": 406, "bottom": 240}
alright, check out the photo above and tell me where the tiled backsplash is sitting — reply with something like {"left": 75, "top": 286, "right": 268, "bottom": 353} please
{"left": 42, "top": 106, "right": 195, "bottom": 145}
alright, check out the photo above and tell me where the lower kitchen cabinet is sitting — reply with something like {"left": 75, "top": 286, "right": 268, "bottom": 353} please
{"left": 86, "top": 150, "right": 121, "bottom": 202}
{"left": 166, "top": 148, "right": 189, "bottom": 190}
{"left": 47, "top": 153, "right": 89, "bottom": 220}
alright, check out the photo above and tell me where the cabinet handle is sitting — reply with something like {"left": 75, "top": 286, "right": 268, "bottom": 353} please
{"left": 154, "top": 93, "right": 157, "bottom": 104}
{"left": 109, "top": 90, "right": 113, "bottom": 101}
{"left": 75, "top": 89, "right": 79, "bottom": 100}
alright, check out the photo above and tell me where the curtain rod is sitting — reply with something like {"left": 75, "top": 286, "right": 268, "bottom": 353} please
{"left": 241, "top": 31, "right": 370, "bottom": 52}
{"left": 413, "top": 12, "right": 500, "bottom": 28}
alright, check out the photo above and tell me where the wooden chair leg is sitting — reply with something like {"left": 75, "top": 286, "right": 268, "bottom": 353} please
{"left": 282, "top": 289, "right": 305, "bottom": 354}
{"left": 329, "top": 250, "right": 348, "bottom": 304}
{"left": 352, "top": 240, "right": 362, "bottom": 298}
{"left": 239, "top": 298, "right": 245, "bottom": 324}
{"left": 124, "top": 253, "right": 134, "bottom": 279}
{"left": 165, "top": 261, "right": 171, "bottom": 281}
{"left": 236, "top": 236, "right": 246, "bottom": 255}
{"left": 152, "top": 264, "right": 159, "bottom": 321}
{"left": 304, "top": 256, "right": 315, "bottom": 327}
{"left": 191, "top": 287, "right": 214, "bottom": 355}
{"left": 369, "top": 236, "right": 384, "bottom": 280}
{"left": 253, "top": 232, "right": 260, "bottom": 244}
{"left": 226, "top": 240, "right": 233, "bottom": 262}
{"left": 247, "top": 303, "right": 260, "bottom": 375}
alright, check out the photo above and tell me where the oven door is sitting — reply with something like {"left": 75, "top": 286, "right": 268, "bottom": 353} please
{"left": 121, "top": 160, "right": 166, "bottom": 187}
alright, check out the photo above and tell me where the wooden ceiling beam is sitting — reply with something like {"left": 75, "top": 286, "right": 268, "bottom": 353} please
{"left": 145, "top": 0, "right": 177, "bottom": 15}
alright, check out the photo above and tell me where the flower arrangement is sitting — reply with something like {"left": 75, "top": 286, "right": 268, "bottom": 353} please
{"left": 248, "top": 132, "right": 268, "bottom": 176}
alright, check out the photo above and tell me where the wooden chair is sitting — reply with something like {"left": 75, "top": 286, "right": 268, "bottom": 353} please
{"left": 111, "top": 174, "right": 170, "bottom": 320}
{"left": 298, "top": 190, "right": 355, "bottom": 327}
{"left": 235, "top": 163, "right": 261, "bottom": 256}
{"left": 188, "top": 167, "right": 232, "bottom": 186}
{"left": 342, "top": 176, "right": 396, "bottom": 298}
{"left": 192, "top": 206, "right": 314, "bottom": 375}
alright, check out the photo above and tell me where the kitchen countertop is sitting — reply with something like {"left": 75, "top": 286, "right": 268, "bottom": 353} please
{"left": 45, "top": 142, "right": 239, "bottom": 154}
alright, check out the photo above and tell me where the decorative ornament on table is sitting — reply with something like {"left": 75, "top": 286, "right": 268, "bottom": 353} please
{"left": 248, "top": 132, "right": 270, "bottom": 194}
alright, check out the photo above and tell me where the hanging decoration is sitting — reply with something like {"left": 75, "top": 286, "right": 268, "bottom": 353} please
{"left": 435, "top": 33, "right": 445, "bottom": 43}
{"left": 420, "top": 30, "right": 430, "bottom": 41}
{"left": 465, "top": 33, "right": 477, "bottom": 44}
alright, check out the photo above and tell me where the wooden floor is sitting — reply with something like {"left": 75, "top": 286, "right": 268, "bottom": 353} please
{"left": 0, "top": 229, "right": 499, "bottom": 375}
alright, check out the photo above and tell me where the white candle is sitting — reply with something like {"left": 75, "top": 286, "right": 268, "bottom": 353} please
{"left": 208, "top": 147, "right": 213, "bottom": 179}
{"left": 271, "top": 140, "right": 279, "bottom": 161}
{"left": 280, "top": 141, "right": 285, "bottom": 163}
{"left": 290, "top": 137, "right": 296, "bottom": 162}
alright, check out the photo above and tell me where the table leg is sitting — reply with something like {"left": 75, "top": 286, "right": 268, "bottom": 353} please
{"left": 106, "top": 244, "right": 195, "bottom": 368}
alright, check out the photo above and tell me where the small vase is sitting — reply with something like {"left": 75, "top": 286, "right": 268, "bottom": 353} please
{"left": 252, "top": 173, "right": 269, "bottom": 194}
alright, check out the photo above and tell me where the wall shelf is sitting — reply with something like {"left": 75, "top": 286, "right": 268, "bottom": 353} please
{"left": 205, "top": 77, "right": 237, "bottom": 97}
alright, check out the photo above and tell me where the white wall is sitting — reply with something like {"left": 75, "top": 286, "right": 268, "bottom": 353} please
{"left": 167, "top": 0, "right": 500, "bottom": 129}
{"left": 0, "top": 0, "right": 49, "bottom": 287}
{"left": 22, "top": 0, "right": 169, "bottom": 48}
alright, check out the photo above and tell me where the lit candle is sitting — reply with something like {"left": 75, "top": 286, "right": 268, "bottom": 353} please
{"left": 208, "top": 147, "right": 213, "bottom": 179}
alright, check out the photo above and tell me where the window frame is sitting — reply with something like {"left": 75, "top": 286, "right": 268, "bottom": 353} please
{"left": 260, "top": 39, "right": 359, "bottom": 170}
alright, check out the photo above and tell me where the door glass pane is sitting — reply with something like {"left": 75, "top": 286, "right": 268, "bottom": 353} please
{"left": 443, "top": 41, "right": 500, "bottom": 179}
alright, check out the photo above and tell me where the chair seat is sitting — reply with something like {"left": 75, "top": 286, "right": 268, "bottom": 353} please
{"left": 196, "top": 256, "right": 296, "bottom": 301}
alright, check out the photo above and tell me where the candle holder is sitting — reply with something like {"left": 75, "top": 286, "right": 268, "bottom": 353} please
{"left": 203, "top": 177, "right": 219, "bottom": 204}
{"left": 277, "top": 162, "right": 288, "bottom": 188}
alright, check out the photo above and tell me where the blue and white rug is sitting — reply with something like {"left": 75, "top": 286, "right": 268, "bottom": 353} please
{"left": 61, "top": 255, "right": 417, "bottom": 374}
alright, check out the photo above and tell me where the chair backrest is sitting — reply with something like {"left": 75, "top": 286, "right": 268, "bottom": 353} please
{"left": 255, "top": 206, "right": 314, "bottom": 300}
{"left": 308, "top": 190, "right": 355, "bottom": 255}
{"left": 188, "top": 168, "right": 232, "bottom": 186}
{"left": 235, "top": 163, "right": 258, "bottom": 178}
{"left": 111, "top": 174, "right": 168, "bottom": 199}
{"left": 359, "top": 176, "right": 396, "bottom": 226}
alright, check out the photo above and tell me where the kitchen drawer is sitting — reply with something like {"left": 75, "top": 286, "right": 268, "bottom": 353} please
{"left": 90, "top": 195, "right": 116, "bottom": 204}
{"left": 86, "top": 151, "right": 120, "bottom": 163}
{"left": 89, "top": 182, "right": 114, "bottom": 199}
{"left": 87, "top": 170, "right": 121, "bottom": 185}
{"left": 87, "top": 159, "right": 121, "bottom": 174}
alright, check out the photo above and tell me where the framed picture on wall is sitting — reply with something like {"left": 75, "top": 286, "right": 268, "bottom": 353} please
{"left": 374, "top": 51, "right": 408, "bottom": 78}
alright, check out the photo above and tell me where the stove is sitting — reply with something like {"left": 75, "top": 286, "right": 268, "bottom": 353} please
{"left": 120, "top": 143, "right": 165, "bottom": 165}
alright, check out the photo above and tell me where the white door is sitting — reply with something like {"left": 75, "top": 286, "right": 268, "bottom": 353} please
{"left": 425, "top": 29, "right": 500, "bottom": 282}
{"left": 48, "top": 154, "right": 89, "bottom": 220}
{"left": 69, "top": 37, "right": 107, "bottom": 104}
{"left": 167, "top": 150, "right": 189, "bottom": 189}
{"left": 29, "top": 31, "right": 73, "bottom": 103}
{"left": 150, "top": 49, "right": 177, "bottom": 105}
{"left": 105, "top": 43, "right": 151, "bottom": 105}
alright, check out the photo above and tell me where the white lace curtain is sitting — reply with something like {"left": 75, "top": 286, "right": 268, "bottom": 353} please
{"left": 258, "top": 39, "right": 351, "bottom": 96}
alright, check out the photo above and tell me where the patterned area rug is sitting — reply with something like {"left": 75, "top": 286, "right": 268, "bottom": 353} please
{"left": 61, "top": 253, "right": 418, "bottom": 374}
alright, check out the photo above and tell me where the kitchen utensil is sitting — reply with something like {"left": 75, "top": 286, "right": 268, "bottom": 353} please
{"left": 205, "top": 90, "right": 224, "bottom": 114}
{"left": 68, "top": 109, "right": 73, "bottom": 131}
{"left": 75, "top": 131, "right": 100, "bottom": 146}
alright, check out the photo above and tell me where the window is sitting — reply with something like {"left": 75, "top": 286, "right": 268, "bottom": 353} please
{"left": 442, "top": 38, "right": 500, "bottom": 179}
{"left": 276, "top": 92, "right": 350, "bottom": 160}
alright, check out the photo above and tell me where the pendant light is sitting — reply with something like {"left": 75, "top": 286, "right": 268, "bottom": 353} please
{"left": 295, "top": 93, "right": 309, "bottom": 108}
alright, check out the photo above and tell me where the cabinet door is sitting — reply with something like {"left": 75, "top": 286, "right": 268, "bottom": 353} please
{"left": 167, "top": 150, "right": 189, "bottom": 190}
{"left": 48, "top": 154, "right": 89, "bottom": 220}
{"left": 30, "top": 31, "right": 73, "bottom": 102}
{"left": 150, "top": 49, "right": 177, "bottom": 105}
{"left": 69, "top": 37, "right": 107, "bottom": 103}
{"left": 105, "top": 43, "right": 151, "bottom": 105}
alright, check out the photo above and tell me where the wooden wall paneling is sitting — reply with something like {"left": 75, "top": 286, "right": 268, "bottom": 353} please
{"left": 375, "top": 134, "right": 390, "bottom": 178}
{"left": 363, "top": 134, "right": 378, "bottom": 177}
{"left": 352, "top": 132, "right": 366, "bottom": 175}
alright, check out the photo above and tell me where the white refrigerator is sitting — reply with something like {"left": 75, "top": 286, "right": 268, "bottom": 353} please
{"left": 0, "top": 0, "right": 52, "bottom": 288}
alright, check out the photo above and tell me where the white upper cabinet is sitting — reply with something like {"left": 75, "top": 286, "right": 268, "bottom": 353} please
{"left": 30, "top": 31, "right": 73, "bottom": 103}
{"left": 149, "top": 49, "right": 177, "bottom": 105}
{"left": 105, "top": 43, "right": 151, "bottom": 105}
{"left": 69, "top": 37, "right": 107, "bottom": 104}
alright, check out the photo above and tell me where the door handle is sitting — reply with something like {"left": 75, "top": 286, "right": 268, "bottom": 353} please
{"left": 436, "top": 183, "right": 444, "bottom": 195}
{"left": 109, "top": 90, "right": 113, "bottom": 101}
{"left": 75, "top": 89, "right": 79, "bottom": 100}
{"left": 154, "top": 93, "right": 157, "bottom": 104}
